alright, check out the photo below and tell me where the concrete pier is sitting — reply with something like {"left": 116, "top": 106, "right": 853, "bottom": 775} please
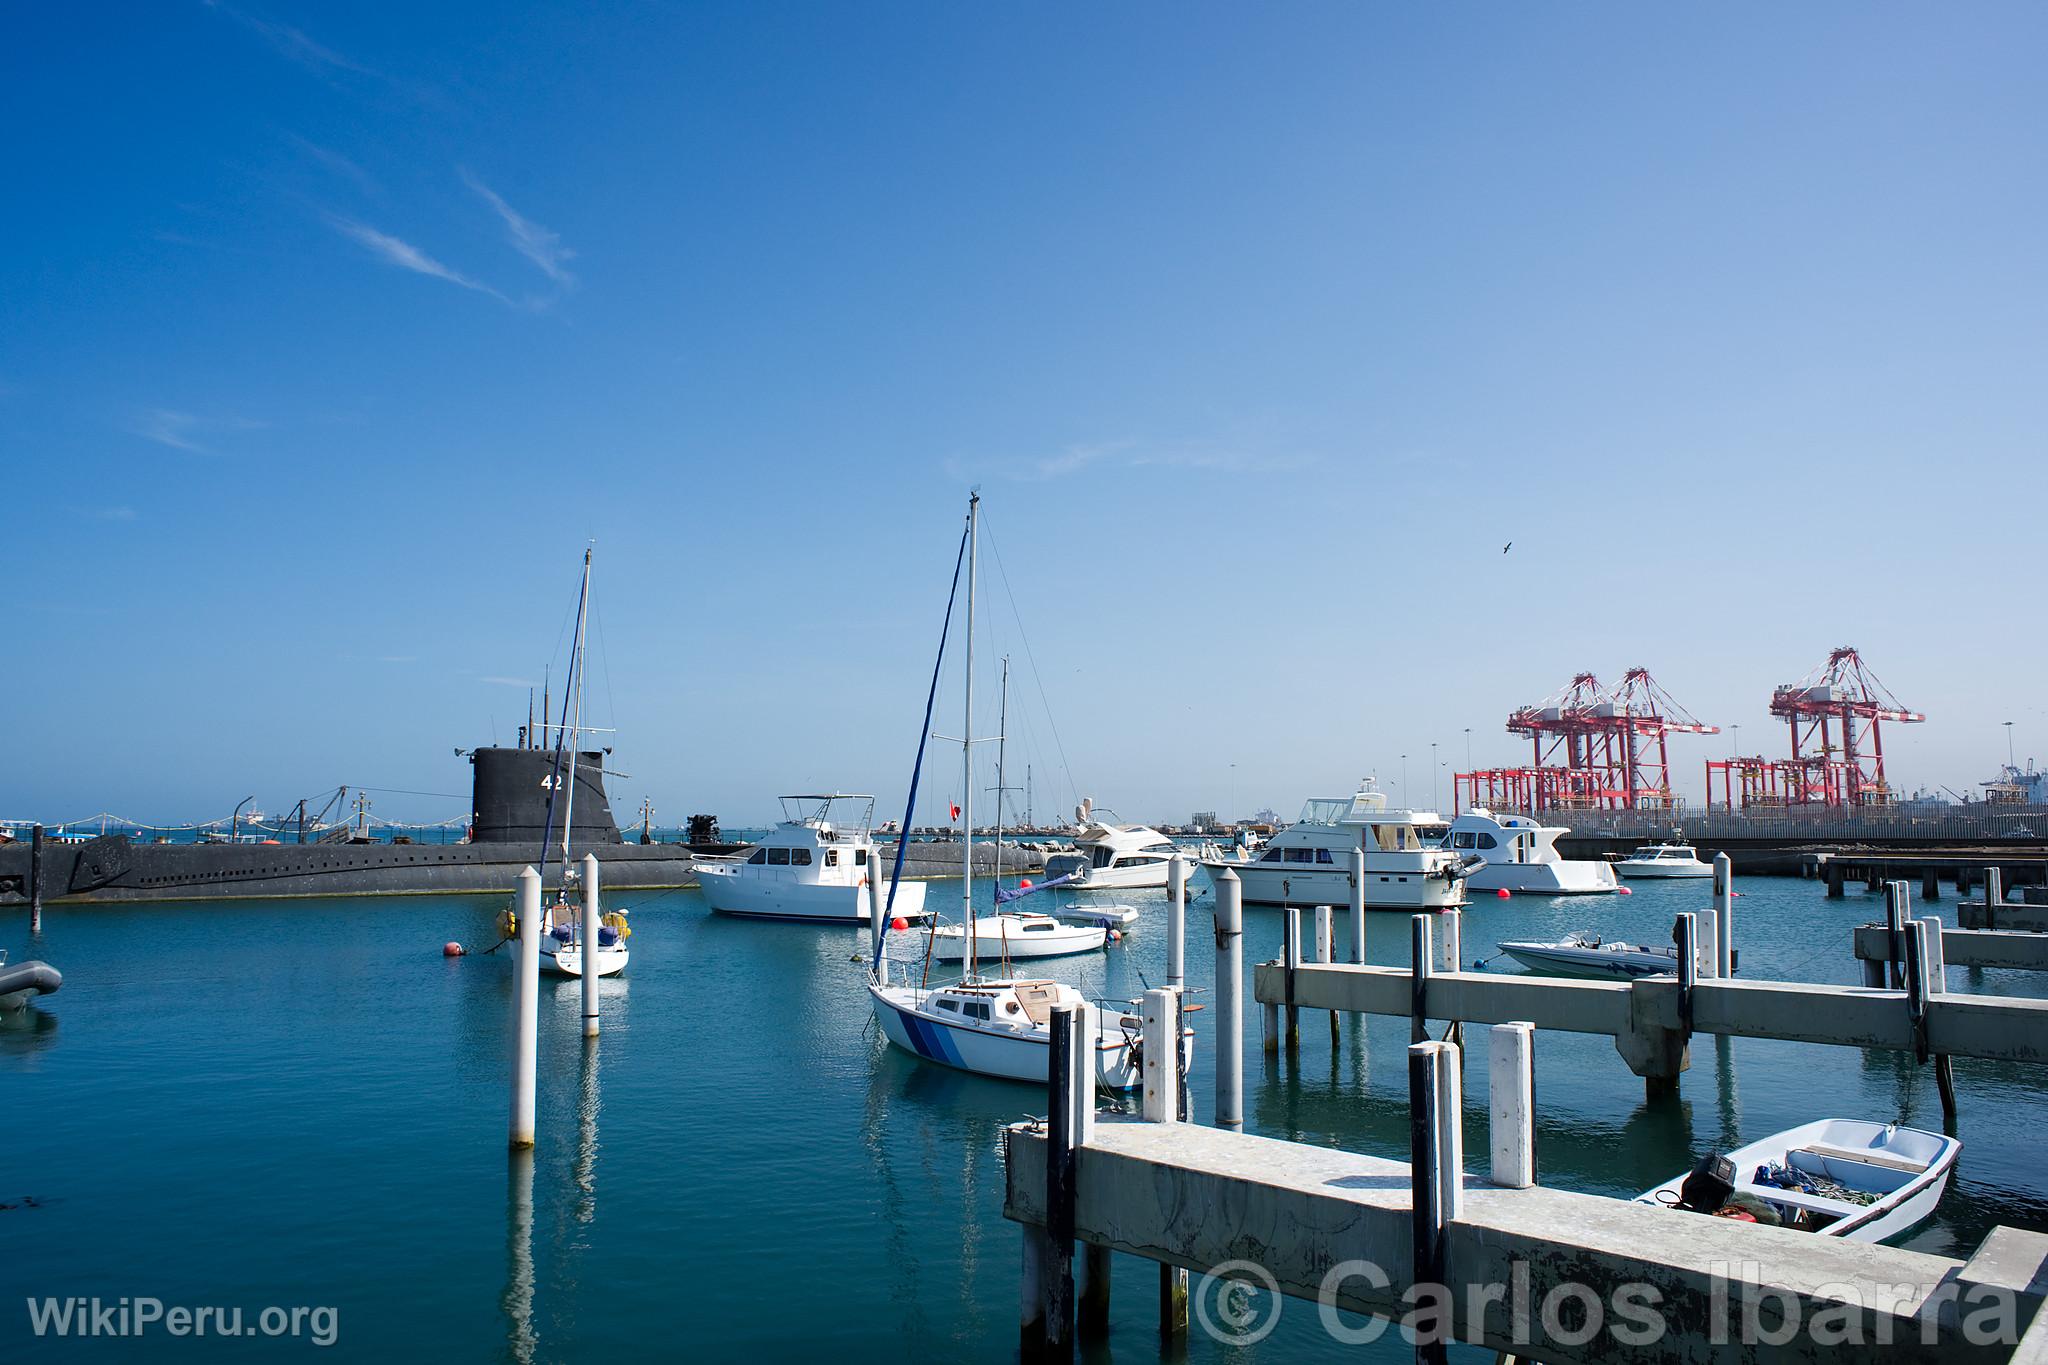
{"left": 1003, "top": 1116, "right": 2048, "bottom": 1362}
{"left": 1251, "top": 960, "right": 2048, "bottom": 1078}
{"left": 1856, "top": 923, "right": 2048, "bottom": 973}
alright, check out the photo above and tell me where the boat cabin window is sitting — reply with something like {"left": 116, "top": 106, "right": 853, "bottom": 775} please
{"left": 791, "top": 848, "right": 812, "bottom": 866}
{"left": 1091, "top": 846, "right": 1113, "bottom": 868}
{"left": 1315, "top": 849, "right": 1333, "bottom": 864}
{"left": 1477, "top": 833, "right": 1498, "bottom": 850}
{"left": 1259, "top": 848, "right": 1284, "bottom": 863}
{"left": 824, "top": 849, "right": 839, "bottom": 867}
{"left": 1023, "top": 921, "right": 1053, "bottom": 932}
{"left": 1284, "top": 847, "right": 1314, "bottom": 864}
{"left": 966, "top": 1001, "right": 992, "bottom": 1021}
{"left": 937, "top": 999, "right": 959, "bottom": 1012}
{"left": 1452, "top": 832, "right": 1475, "bottom": 850}
{"left": 855, "top": 848, "right": 868, "bottom": 866}
{"left": 1372, "top": 824, "right": 1425, "bottom": 852}
{"left": 768, "top": 848, "right": 790, "bottom": 866}
{"left": 746, "top": 848, "right": 768, "bottom": 865}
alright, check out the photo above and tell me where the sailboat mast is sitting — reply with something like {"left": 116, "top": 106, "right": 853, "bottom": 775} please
{"left": 560, "top": 548, "right": 592, "bottom": 882}
{"left": 994, "top": 656, "right": 1008, "bottom": 886}
{"left": 963, "top": 493, "right": 978, "bottom": 973}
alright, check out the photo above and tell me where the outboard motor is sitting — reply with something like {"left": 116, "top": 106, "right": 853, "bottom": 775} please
{"left": 1676, "top": 1152, "right": 1736, "bottom": 1214}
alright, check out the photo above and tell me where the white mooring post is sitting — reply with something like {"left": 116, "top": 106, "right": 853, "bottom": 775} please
{"left": 1042, "top": 1002, "right": 1095, "bottom": 1358}
{"left": 1489, "top": 1022, "right": 1535, "bottom": 1188}
{"left": 867, "top": 856, "right": 885, "bottom": 963}
{"left": 1411, "top": 915, "right": 1434, "bottom": 1045}
{"left": 581, "top": 854, "right": 601, "bottom": 1038}
{"left": 1282, "top": 905, "right": 1301, "bottom": 1052}
{"left": 1886, "top": 883, "right": 1910, "bottom": 990}
{"left": 1141, "top": 987, "right": 1189, "bottom": 1339}
{"left": 1985, "top": 866, "right": 2004, "bottom": 914}
{"left": 1713, "top": 852, "right": 1735, "bottom": 977}
{"left": 1348, "top": 846, "right": 1366, "bottom": 964}
{"left": 1315, "top": 904, "right": 1336, "bottom": 1044}
{"left": 1166, "top": 854, "right": 1186, "bottom": 989}
{"left": 510, "top": 867, "right": 542, "bottom": 1149}
{"left": 1214, "top": 868, "right": 1243, "bottom": 1131}
{"left": 1695, "top": 907, "right": 1720, "bottom": 979}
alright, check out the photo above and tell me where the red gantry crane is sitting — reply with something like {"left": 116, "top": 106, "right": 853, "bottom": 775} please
{"left": 1706, "top": 647, "right": 1924, "bottom": 809}
{"left": 1456, "top": 668, "right": 1718, "bottom": 813}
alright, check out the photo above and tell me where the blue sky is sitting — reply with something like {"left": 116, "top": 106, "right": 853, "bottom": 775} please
{"left": 6, "top": 2, "right": 2045, "bottom": 827}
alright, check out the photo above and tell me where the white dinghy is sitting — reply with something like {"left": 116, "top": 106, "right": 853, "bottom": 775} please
{"left": 1637, "top": 1119, "right": 1960, "bottom": 1243}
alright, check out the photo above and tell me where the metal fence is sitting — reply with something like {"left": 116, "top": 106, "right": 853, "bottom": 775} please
{"left": 1502, "top": 804, "right": 2048, "bottom": 843}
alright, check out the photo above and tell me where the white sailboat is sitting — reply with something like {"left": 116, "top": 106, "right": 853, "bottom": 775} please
{"left": 866, "top": 494, "right": 1185, "bottom": 1090}
{"left": 535, "top": 550, "right": 629, "bottom": 979}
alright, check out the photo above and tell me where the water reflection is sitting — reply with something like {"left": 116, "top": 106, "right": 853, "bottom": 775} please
{"left": 503, "top": 1148, "right": 537, "bottom": 1364}
{"left": 0, "top": 1003, "right": 59, "bottom": 1057}
{"left": 574, "top": 1038, "right": 601, "bottom": 1228}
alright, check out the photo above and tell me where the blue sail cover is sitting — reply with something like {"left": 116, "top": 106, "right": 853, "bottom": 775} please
{"left": 993, "top": 872, "right": 1079, "bottom": 904}
{"left": 869, "top": 516, "right": 972, "bottom": 975}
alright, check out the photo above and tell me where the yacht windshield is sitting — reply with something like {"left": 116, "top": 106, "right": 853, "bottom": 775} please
{"left": 1296, "top": 799, "right": 1350, "bottom": 826}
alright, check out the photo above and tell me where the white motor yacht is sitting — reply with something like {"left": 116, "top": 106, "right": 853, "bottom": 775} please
{"left": 1200, "top": 781, "right": 1475, "bottom": 909}
{"left": 1444, "top": 809, "right": 1618, "bottom": 895}
{"left": 1615, "top": 841, "right": 1713, "bottom": 879}
{"left": 697, "top": 794, "right": 930, "bottom": 923}
{"left": 1042, "top": 805, "right": 1182, "bottom": 890}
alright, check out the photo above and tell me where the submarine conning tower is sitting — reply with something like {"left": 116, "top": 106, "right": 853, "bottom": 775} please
{"left": 469, "top": 747, "right": 624, "bottom": 847}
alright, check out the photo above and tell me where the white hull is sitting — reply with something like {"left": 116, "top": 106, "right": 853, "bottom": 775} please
{"left": 699, "top": 866, "right": 929, "bottom": 923}
{"left": 1465, "top": 861, "right": 1618, "bottom": 894}
{"left": 1615, "top": 862, "right": 1712, "bottom": 879}
{"left": 1498, "top": 940, "right": 1676, "bottom": 980}
{"left": 1056, "top": 861, "right": 1169, "bottom": 891}
{"left": 1637, "top": 1119, "right": 1959, "bottom": 1243}
{"left": 542, "top": 943, "right": 629, "bottom": 978}
{"left": 928, "top": 916, "right": 1108, "bottom": 961}
{"left": 1201, "top": 861, "right": 1466, "bottom": 910}
{"left": 867, "top": 980, "right": 1190, "bottom": 1090}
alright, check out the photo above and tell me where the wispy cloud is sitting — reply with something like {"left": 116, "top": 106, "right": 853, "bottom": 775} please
{"left": 966, "top": 440, "right": 1321, "bottom": 482}
{"left": 329, "top": 218, "right": 505, "bottom": 301}
{"left": 287, "top": 134, "right": 377, "bottom": 195}
{"left": 461, "top": 170, "right": 575, "bottom": 287}
{"left": 129, "top": 409, "right": 266, "bottom": 454}
{"left": 479, "top": 675, "right": 538, "bottom": 688}
{"left": 205, "top": 2, "right": 370, "bottom": 77}
{"left": 377, "top": 654, "right": 417, "bottom": 664}
{"left": 80, "top": 505, "right": 139, "bottom": 522}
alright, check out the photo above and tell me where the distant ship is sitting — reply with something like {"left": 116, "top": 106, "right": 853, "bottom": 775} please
{"left": 0, "top": 746, "right": 729, "bottom": 906}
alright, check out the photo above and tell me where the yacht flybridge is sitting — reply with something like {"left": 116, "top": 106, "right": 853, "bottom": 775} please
{"left": 1041, "top": 802, "right": 1182, "bottom": 890}
{"left": 1201, "top": 781, "right": 1475, "bottom": 909}
{"left": 1442, "top": 809, "right": 1619, "bottom": 896}
{"left": 697, "top": 794, "right": 929, "bottom": 924}
{"left": 866, "top": 493, "right": 1192, "bottom": 1091}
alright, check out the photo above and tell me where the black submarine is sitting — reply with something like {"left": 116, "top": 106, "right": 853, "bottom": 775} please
{"left": 0, "top": 746, "right": 726, "bottom": 906}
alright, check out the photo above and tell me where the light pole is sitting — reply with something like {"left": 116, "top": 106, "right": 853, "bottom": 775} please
{"left": 1431, "top": 741, "right": 1439, "bottom": 810}
{"left": 1401, "top": 754, "right": 1408, "bottom": 809}
{"left": 1464, "top": 727, "right": 1472, "bottom": 770}
{"left": 2006, "top": 721, "right": 2016, "bottom": 770}
{"left": 1732, "top": 724, "right": 1741, "bottom": 758}
{"left": 1229, "top": 763, "right": 1236, "bottom": 825}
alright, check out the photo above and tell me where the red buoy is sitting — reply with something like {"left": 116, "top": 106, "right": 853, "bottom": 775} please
{"left": 443, "top": 942, "right": 465, "bottom": 957}
{"left": 890, "top": 917, "right": 909, "bottom": 931}
{"left": 1020, "top": 878, "right": 1034, "bottom": 889}
{"left": 1108, "top": 929, "right": 1121, "bottom": 941}
{"left": 1495, "top": 887, "right": 1511, "bottom": 898}
{"left": 1617, "top": 886, "right": 1633, "bottom": 896}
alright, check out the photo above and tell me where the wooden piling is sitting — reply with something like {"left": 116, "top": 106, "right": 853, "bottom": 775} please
{"left": 580, "top": 854, "right": 601, "bottom": 1038}
{"left": 1902, "top": 919, "right": 1930, "bottom": 1065}
{"left": 1885, "top": 883, "right": 1908, "bottom": 990}
{"left": 1213, "top": 868, "right": 1243, "bottom": 1132}
{"left": 28, "top": 824, "right": 45, "bottom": 932}
{"left": 1407, "top": 1040, "right": 1457, "bottom": 1365}
{"left": 1489, "top": 1022, "right": 1535, "bottom": 1188}
{"left": 1079, "top": 1245, "right": 1111, "bottom": 1338}
{"left": 1283, "top": 906, "right": 1300, "bottom": 1052}
{"left": 510, "top": 867, "right": 541, "bottom": 1150}
{"left": 1713, "top": 853, "right": 1734, "bottom": 977}
{"left": 1920, "top": 916, "right": 1957, "bottom": 1122}
{"left": 1827, "top": 861, "right": 1845, "bottom": 898}
{"left": 1166, "top": 854, "right": 1186, "bottom": 990}
{"left": 1410, "top": 915, "right": 1432, "bottom": 1045}
{"left": 1042, "top": 1003, "right": 1089, "bottom": 1362}
{"left": 1349, "top": 846, "right": 1366, "bottom": 964}
{"left": 1923, "top": 868, "right": 1941, "bottom": 902}
{"left": 1140, "top": 987, "right": 1188, "bottom": 1339}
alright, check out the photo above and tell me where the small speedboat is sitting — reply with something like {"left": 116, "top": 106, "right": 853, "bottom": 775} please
{"left": 927, "top": 913, "right": 1108, "bottom": 961}
{"left": 1496, "top": 933, "right": 1678, "bottom": 980}
{"left": 1637, "top": 1119, "right": 1960, "bottom": 1243}
{"left": 1614, "top": 842, "right": 1713, "bottom": 879}
{"left": 0, "top": 951, "right": 62, "bottom": 1010}
{"left": 1056, "top": 902, "right": 1141, "bottom": 931}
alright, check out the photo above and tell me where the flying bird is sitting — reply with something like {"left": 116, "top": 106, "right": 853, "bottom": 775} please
{"left": 1502, "top": 541, "right": 1512, "bottom": 555}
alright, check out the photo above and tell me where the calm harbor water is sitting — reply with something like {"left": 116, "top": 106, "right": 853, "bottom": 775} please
{"left": 6, "top": 874, "right": 2046, "bottom": 1361}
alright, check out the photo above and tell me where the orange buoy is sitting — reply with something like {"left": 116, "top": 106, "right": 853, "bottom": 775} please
{"left": 1495, "top": 887, "right": 1511, "bottom": 898}
{"left": 890, "top": 917, "right": 909, "bottom": 931}
{"left": 443, "top": 942, "right": 465, "bottom": 957}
